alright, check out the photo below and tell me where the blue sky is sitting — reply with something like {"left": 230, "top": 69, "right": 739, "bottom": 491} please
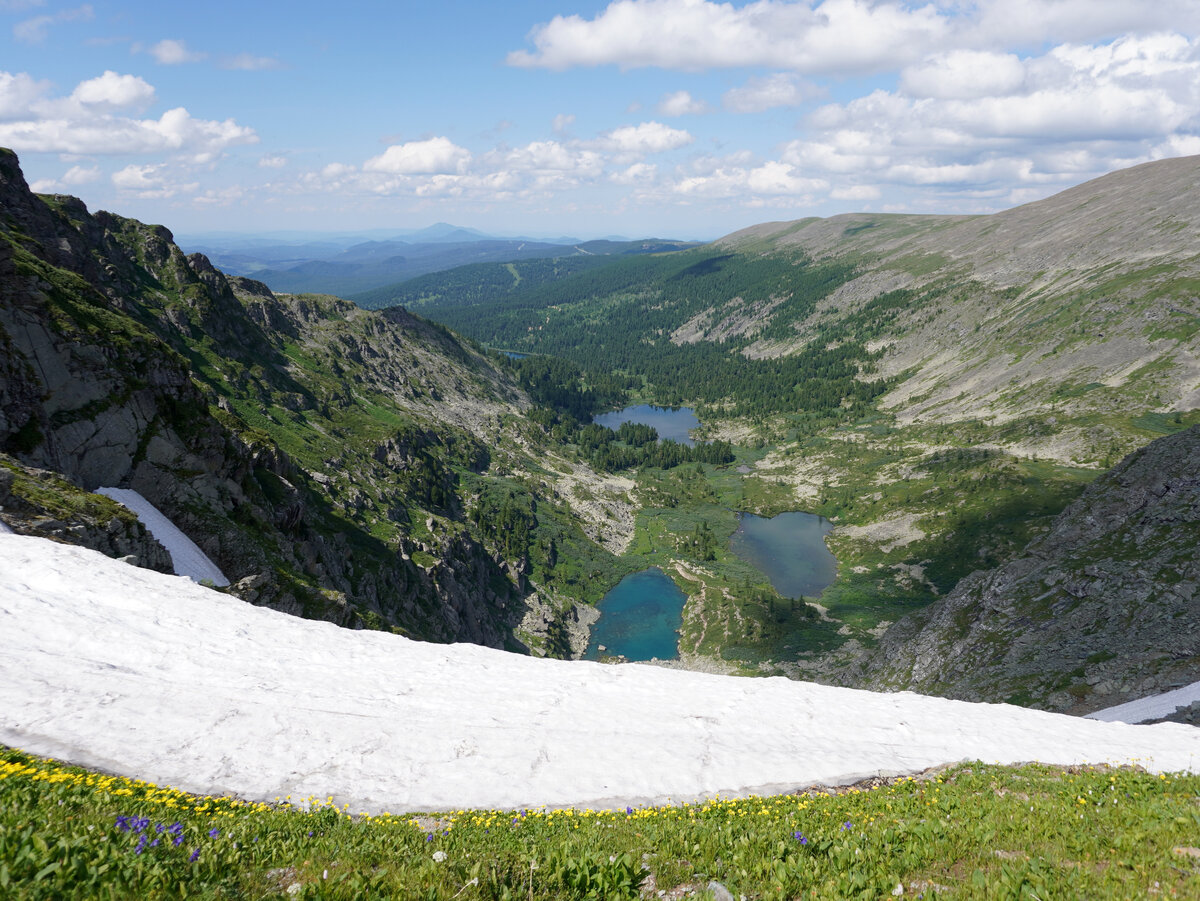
{"left": 3, "top": 1, "right": 1200, "bottom": 240}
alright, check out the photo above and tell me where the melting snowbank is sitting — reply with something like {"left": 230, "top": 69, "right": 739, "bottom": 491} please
{"left": 96, "top": 487, "right": 229, "bottom": 586}
{"left": 1086, "top": 681, "right": 1200, "bottom": 724}
{"left": 1, "top": 533, "right": 1196, "bottom": 813}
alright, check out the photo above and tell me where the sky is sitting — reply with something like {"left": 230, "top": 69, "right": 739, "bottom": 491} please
{"left": 2, "top": 1, "right": 1200, "bottom": 241}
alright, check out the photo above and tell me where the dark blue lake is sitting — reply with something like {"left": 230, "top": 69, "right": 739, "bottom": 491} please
{"left": 593, "top": 405, "right": 700, "bottom": 447}
{"left": 729, "top": 512, "right": 837, "bottom": 599}
{"left": 585, "top": 568, "right": 687, "bottom": 661}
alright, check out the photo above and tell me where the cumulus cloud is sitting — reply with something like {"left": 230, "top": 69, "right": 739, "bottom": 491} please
{"left": 364, "top": 137, "right": 472, "bottom": 174}
{"left": 13, "top": 3, "right": 90, "bottom": 44}
{"left": 657, "top": 90, "right": 708, "bottom": 116}
{"left": 786, "top": 33, "right": 1200, "bottom": 197}
{"left": 552, "top": 113, "right": 575, "bottom": 134}
{"left": 723, "top": 73, "right": 823, "bottom": 113}
{"left": 673, "top": 159, "right": 828, "bottom": 198}
{"left": 111, "top": 162, "right": 198, "bottom": 198}
{"left": 0, "top": 69, "right": 257, "bottom": 156}
{"left": 598, "top": 121, "right": 693, "bottom": 155}
{"left": 147, "top": 39, "right": 205, "bottom": 65}
{"left": 0, "top": 71, "right": 49, "bottom": 119}
{"left": 70, "top": 71, "right": 155, "bottom": 110}
{"left": 508, "top": 0, "right": 947, "bottom": 74}
{"left": 900, "top": 50, "right": 1026, "bottom": 100}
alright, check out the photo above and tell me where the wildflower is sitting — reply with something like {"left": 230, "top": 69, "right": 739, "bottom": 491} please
{"left": 433, "top": 850, "right": 447, "bottom": 863}
{"left": 208, "top": 828, "right": 220, "bottom": 838}
{"left": 794, "top": 832, "right": 808, "bottom": 844}
{"left": 842, "top": 821, "right": 853, "bottom": 831}
{"left": 115, "top": 815, "right": 131, "bottom": 832}
{"left": 190, "top": 848, "right": 200, "bottom": 863}
{"left": 626, "top": 806, "right": 634, "bottom": 815}
{"left": 425, "top": 833, "right": 434, "bottom": 842}
{"left": 135, "top": 835, "right": 148, "bottom": 855}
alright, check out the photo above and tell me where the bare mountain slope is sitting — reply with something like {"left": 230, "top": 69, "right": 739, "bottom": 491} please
{"left": 718, "top": 156, "right": 1200, "bottom": 444}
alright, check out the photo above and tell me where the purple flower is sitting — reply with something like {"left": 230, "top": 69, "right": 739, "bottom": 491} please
{"left": 155, "top": 823, "right": 166, "bottom": 833}
{"left": 169, "top": 822, "right": 183, "bottom": 835}
{"left": 626, "top": 806, "right": 634, "bottom": 815}
{"left": 307, "top": 830, "right": 314, "bottom": 837}
{"left": 150, "top": 839, "right": 159, "bottom": 848}
{"left": 842, "top": 821, "right": 853, "bottom": 831}
{"left": 425, "top": 833, "right": 434, "bottom": 842}
{"left": 115, "top": 816, "right": 131, "bottom": 832}
{"left": 189, "top": 848, "right": 200, "bottom": 863}
{"left": 208, "top": 828, "right": 220, "bottom": 839}
{"left": 172, "top": 835, "right": 184, "bottom": 847}
{"left": 135, "top": 835, "right": 148, "bottom": 855}
{"left": 794, "top": 832, "right": 808, "bottom": 844}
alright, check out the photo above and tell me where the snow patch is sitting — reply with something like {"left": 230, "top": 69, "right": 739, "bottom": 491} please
{"left": 96, "top": 487, "right": 229, "bottom": 586}
{"left": 0, "top": 520, "right": 11, "bottom": 533}
{"left": 0, "top": 534, "right": 1196, "bottom": 813}
{"left": 1085, "top": 681, "right": 1200, "bottom": 724}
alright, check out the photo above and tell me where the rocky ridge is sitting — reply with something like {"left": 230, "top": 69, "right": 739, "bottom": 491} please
{"left": 0, "top": 148, "right": 607, "bottom": 652}
{"left": 853, "top": 425, "right": 1200, "bottom": 713}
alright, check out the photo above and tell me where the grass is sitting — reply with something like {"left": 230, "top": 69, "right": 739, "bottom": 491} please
{"left": 3, "top": 746, "right": 1198, "bottom": 899}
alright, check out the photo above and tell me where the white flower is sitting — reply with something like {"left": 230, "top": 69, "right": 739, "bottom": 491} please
{"left": 433, "top": 850, "right": 447, "bottom": 863}
{"left": 892, "top": 883, "right": 904, "bottom": 896}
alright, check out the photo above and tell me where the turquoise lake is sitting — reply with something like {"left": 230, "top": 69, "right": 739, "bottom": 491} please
{"left": 593, "top": 405, "right": 699, "bottom": 446}
{"left": 729, "top": 511, "right": 838, "bottom": 599}
{"left": 585, "top": 568, "right": 687, "bottom": 661}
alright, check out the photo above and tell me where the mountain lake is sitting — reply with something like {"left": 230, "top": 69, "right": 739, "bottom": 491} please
{"left": 585, "top": 568, "right": 688, "bottom": 661}
{"left": 729, "top": 511, "right": 838, "bottom": 599}
{"left": 593, "top": 404, "right": 699, "bottom": 446}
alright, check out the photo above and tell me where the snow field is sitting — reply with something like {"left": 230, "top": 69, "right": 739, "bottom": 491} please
{"left": 96, "top": 487, "right": 229, "bottom": 586}
{"left": 0, "top": 533, "right": 1196, "bottom": 814}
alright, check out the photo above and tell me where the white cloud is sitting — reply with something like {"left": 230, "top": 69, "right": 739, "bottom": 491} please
{"left": 0, "top": 71, "right": 49, "bottom": 119}
{"left": 508, "top": 0, "right": 947, "bottom": 74}
{"left": 831, "top": 184, "right": 881, "bottom": 200}
{"left": 673, "top": 159, "right": 827, "bottom": 198}
{"left": 787, "top": 33, "right": 1200, "bottom": 197}
{"left": 0, "top": 70, "right": 258, "bottom": 156}
{"left": 0, "top": 0, "right": 45, "bottom": 11}
{"left": 657, "top": 90, "right": 708, "bottom": 116}
{"left": 221, "top": 53, "right": 281, "bottom": 71}
{"left": 723, "top": 72, "right": 823, "bottom": 113}
{"left": 148, "top": 39, "right": 205, "bottom": 65}
{"left": 258, "top": 154, "right": 287, "bottom": 168}
{"left": 610, "top": 162, "right": 658, "bottom": 184}
{"left": 599, "top": 121, "right": 693, "bottom": 155}
{"left": 110, "top": 162, "right": 198, "bottom": 198}
{"left": 13, "top": 3, "right": 90, "bottom": 44}
{"left": 70, "top": 71, "right": 155, "bottom": 110}
{"left": 364, "top": 137, "right": 471, "bottom": 174}
{"left": 552, "top": 113, "right": 575, "bottom": 134}
{"left": 901, "top": 51, "right": 1026, "bottom": 100}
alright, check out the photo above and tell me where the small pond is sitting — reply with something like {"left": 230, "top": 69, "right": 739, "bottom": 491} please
{"left": 592, "top": 404, "right": 700, "bottom": 447}
{"left": 728, "top": 511, "right": 838, "bottom": 599}
{"left": 585, "top": 567, "right": 687, "bottom": 661}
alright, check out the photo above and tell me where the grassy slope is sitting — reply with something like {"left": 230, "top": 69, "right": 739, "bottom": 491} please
{"left": 3, "top": 745, "right": 1198, "bottom": 899}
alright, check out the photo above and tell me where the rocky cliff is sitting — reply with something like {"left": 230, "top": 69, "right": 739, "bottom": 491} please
{"left": 0, "top": 148, "right": 601, "bottom": 650}
{"left": 855, "top": 425, "right": 1200, "bottom": 712}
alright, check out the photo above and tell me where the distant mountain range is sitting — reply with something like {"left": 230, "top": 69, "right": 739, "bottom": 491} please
{"left": 178, "top": 224, "right": 692, "bottom": 297}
